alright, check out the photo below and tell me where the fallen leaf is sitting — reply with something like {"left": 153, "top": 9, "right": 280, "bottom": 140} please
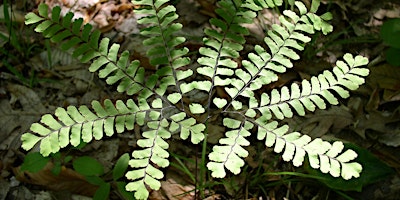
{"left": 149, "top": 179, "right": 195, "bottom": 200}
{"left": 14, "top": 162, "right": 98, "bottom": 196}
{"left": 162, "top": 179, "right": 195, "bottom": 200}
{"left": 285, "top": 106, "right": 354, "bottom": 138}
{"left": 0, "top": 85, "right": 47, "bottom": 150}
{"left": 379, "top": 132, "right": 400, "bottom": 147}
{"left": 368, "top": 63, "right": 400, "bottom": 101}
{"left": 352, "top": 111, "right": 399, "bottom": 139}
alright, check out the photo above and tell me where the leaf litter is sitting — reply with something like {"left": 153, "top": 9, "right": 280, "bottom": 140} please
{"left": 1, "top": 0, "right": 400, "bottom": 199}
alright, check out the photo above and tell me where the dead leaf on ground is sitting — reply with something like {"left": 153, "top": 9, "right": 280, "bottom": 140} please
{"left": 368, "top": 63, "right": 400, "bottom": 102}
{"left": 352, "top": 111, "right": 400, "bottom": 139}
{"left": 0, "top": 85, "right": 47, "bottom": 150}
{"left": 379, "top": 131, "right": 400, "bottom": 147}
{"left": 14, "top": 162, "right": 98, "bottom": 197}
{"left": 285, "top": 106, "right": 354, "bottom": 138}
{"left": 150, "top": 179, "right": 195, "bottom": 200}
{"left": 149, "top": 179, "right": 221, "bottom": 200}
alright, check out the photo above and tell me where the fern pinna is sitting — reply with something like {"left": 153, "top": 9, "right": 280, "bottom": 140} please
{"left": 22, "top": 0, "right": 369, "bottom": 199}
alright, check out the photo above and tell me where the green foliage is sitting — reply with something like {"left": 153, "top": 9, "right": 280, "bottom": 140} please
{"left": 21, "top": 0, "right": 370, "bottom": 199}
{"left": 73, "top": 156, "right": 104, "bottom": 176}
{"left": 19, "top": 151, "right": 133, "bottom": 200}
{"left": 380, "top": 18, "right": 400, "bottom": 66}
{"left": 20, "top": 152, "right": 50, "bottom": 173}
{"left": 1, "top": 0, "right": 44, "bottom": 87}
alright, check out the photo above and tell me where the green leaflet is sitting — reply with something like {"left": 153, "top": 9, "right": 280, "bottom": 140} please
{"left": 169, "top": 113, "right": 206, "bottom": 144}
{"left": 189, "top": 103, "right": 205, "bottom": 114}
{"left": 22, "top": 0, "right": 371, "bottom": 199}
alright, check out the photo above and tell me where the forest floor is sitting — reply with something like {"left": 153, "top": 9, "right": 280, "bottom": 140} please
{"left": 1, "top": 0, "right": 400, "bottom": 199}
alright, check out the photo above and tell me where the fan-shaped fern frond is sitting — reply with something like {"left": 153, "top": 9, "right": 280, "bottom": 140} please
{"left": 21, "top": 99, "right": 145, "bottom": 156}
{"left": 21, "top": 0, "right": 371, "bottom": 199}
{"left": 224, "top": 1, "right": 333, "bottom": 102}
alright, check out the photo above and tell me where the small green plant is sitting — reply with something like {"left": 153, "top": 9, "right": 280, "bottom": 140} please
{"left": 381, "top": 18, "right": 400, "bottom": 66}
{"left": 21, "top": 0, "right": 370, "bottom": 199}
{"left": 0, "top": 0, "right": 49, "bottom": 87}
{"left": 20, "top": 151, "right": 132, "bottom": 200}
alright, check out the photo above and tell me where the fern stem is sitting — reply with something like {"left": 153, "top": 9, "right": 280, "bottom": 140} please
{"left": 199, "top": 123, "right": 209, "bottom": 198}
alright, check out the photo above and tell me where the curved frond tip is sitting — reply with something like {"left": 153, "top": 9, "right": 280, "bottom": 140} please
{"left": 255, "top": 121, "right": 362, "bottom": 180}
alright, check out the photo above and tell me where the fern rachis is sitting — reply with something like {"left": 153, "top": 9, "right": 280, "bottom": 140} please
{"left": 22, "top": 0, "right": 369, "bottom": 199}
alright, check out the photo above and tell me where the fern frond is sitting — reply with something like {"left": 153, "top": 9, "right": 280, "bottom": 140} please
{"left": 91, "top": 38, "right": 149, "bottom": 95}
{"left": 132, "top": 0, "right": 192, "bottom": 105}
{"left": 22, "top": 1, "right": 371, "bottom": 198}
{"left": 126, "top": 118, "right": 171, "bottom": 200}
{"left": 26, "top": 4, "right": 101, "bottom": 59}
{"left": 212, "top": 53, "right": 368, "bottom": 177}
{"left": 225, "top": 1, "right": 333, "bottom": 101}
{"left": 254, "top": 54, "right": 369, "bottom": 120}
{"left": 196, "top": 0, "right": 254, "bottom": 81}
{"left": 255, "top": 121, "right": 362, "bottom": 180}
{"left": 207, "top": 118, "right": 253, "bottom": 177}
{"left": 21, "top": 99, "right": 145, "bottom": 156}
{"left": 242, "top": 0, "right": 283, "bottom": 11}
{"left": 184, "top": 0, "right": 256, "bottom": 115}
{"left": 25, "top": 4, "right": 153, "bottom": 96}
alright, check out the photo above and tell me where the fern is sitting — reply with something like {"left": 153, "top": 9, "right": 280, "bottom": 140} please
{"left": 22, "top": 0, "right": 369, "bottom": 199}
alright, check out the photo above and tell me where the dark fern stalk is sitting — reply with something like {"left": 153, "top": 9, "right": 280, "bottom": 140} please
{"left": 22, "top": 0, "right": 369, "bottom": 199}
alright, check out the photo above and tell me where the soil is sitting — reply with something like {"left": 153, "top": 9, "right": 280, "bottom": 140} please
{"left": 1, "top": 0, "right": 400, "bottom": 199}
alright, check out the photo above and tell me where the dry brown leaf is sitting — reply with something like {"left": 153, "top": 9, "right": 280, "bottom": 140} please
{"left": 14, "top": 162, "right": 98, "bottom": 196}
{"left": 161, "top": 179, "right": 195, "bottom": 200}
{"left": 176, "top": 0, "right": 208, "bottom": 25}
{"left": 285, "top": 106, "right": 354, "bottom": 138}
{"left": 149, "top": 179, "right": 221, "bottom": 200}
{"left": 379, "top": 131, "right": 400, "bottom": 147}
{"left": 368, "top": 63, "right": 400, "bottom": 101}
{"left": 0, "top": 85, "right": 48, "bottom": 151}
{"left": 352, "top": 111, "right": 399, "bottom": 139}
{"left": 149, "top": 179, "right": 196, "bottom": 200}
